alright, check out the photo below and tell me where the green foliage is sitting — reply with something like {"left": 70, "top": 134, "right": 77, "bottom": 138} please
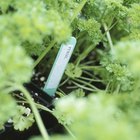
{"left": 65, "top": 63, "right": 82, "bottom": 78}
{"left": 53, "top": 90, "right": 85, "bottom": 126}
{"left": 126, "top": 3, "right": 140, "bottom": 40}
{"left": 45, "top": 0, "right": 78, "bottom": 18}
{"left": 98, "top": 54, "right": 133, "bottom": 92}
{"left": 0, "top": 92, "right": 17, "bottom": 130}
{"left": 0, "top": 0, "right": 140, "bottom": 140}
{"left": 70, "top": 88, "right": 85, "bottom": 97}
{"left": 113, "top": 41, "right": 140, "bottom": 77}
{"left": 123, "top": 0, "right": 140, "bottom": 6}
{"left": 83, "top": 0, "right": 127, "bottom": 24}
{"left": 0, "top": 44, "right": 33, "bottom": 88}
{"left": 13, "top": 106, "right": 35, "bottom": 131}
{"left": 0, "top": 0, "right": 71, "bottom": 56}
{"left": 77, "top": 18, "right": 102, "bottom": 44}
{"left": 50, "top": 93, "right": 140, "bottom": 140}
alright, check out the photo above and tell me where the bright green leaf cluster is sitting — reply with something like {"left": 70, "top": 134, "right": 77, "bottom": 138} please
{"left": 65, "top": 63, "right": 82, "bottom": 78}
{"left": 92, "top": 52, "right": 133, "bottom": 93}
{"left": 113, "top": 41, "right": 140, "bottom": 77}
{"left": 0, "top": 0, "right": 140, "bottom": 139}
{"left": 106, "top": 63, "right": 130, "bottom": 80}
{"left": 0, "top": 0, "right": 71, "bottom": 56}
{"left": 45, "top": 0, "right": 81, "bottom": 20}
{"left": 77, "top": 18, "right": 102, "bottom": 44}
{"left": 51, "top": 93, "right": 140, "bottom": 140}
{"left": 13, "top": 106, "right": 35, "bottom": 131}
{"left": 123, "top": 0, "right": 140, "bottom": 6}
{"left": 0, "top": 92, "right": 17, "bottom": 130}
{"left": 83, "top": 0, "right": 126, "bottom": 24}
{"left": 126, "top": 3, "right": 140, "bottom": 40}
{"left": 0, "top": 44, "right": 33, "bottom": 88}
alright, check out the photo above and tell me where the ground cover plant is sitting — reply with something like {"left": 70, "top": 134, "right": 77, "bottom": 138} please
{"left": 0, "top": 0, "right": 140, "bottom": 140}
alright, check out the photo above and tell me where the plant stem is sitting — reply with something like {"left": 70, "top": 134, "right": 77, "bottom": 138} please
{"left": 81, "top": 60, "right": 95, "bottom": 65}
{"left": 18, "top": 85, "right": 50, "bottom": 140}
{"left": 17, "top": 99, "right": 76, "bottom": 139}
{"left": 64, "top": 124, "right": 77, "bottom": 140}
{"left": 59, "top": 78, "right": 69, "bottom": 87}
{"left": 58, "top": 88, "right": 66, "bottom": 95}
{"left": 83, "top": 70, "right": 94, "bottom": 77}
{"left": 108, "top": 21, "right": 118, "bottom": 32}
{"left": 33, "top": 40, "right": 55, "bottom": 68}
{"left": 79, "top": 76, "right": 103, "bottom": 82}
{"left": 72, "top": 81, "right": 96, "bottom": 91}
{"left": 80, "top": 65, "right": 102, "bottom": 70}
{"left": 73, "top": 78, "right": 100, "bottom": 90}
{"left": 76, "top": 45, "right": 96, "bottom": 65}
{"left": 16, "top": 100, "right": 53, "bottom": 114}
{"left": 114, "top": 84, "right": 120, "bottom": 94}
{"left": 67, "top": 85, "right": 78, "bottom": 89}
{"left": 105, "top": 81, "right": 110, "bottom": 93}
{"left": 71, "top": 0, "right": 88, "bottom": 23}
{"left": 103, "top": 23, "right": 114, "bottom": 52}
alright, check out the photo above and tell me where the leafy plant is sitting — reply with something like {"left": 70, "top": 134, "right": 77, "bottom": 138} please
{"left": 0, "top": 0, "right": 140, "bottom": 140}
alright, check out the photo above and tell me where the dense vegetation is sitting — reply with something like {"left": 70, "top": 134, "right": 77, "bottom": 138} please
{"left": 0, "top": 0, "right": 140, "bottom": 140}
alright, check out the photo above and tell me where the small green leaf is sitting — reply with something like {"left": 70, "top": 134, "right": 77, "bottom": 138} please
{"left": 70, "top": 88, "right": 85, "bottom": 97}
{"left": 65, "top": 63, "right": 82, "bottom": 78}
{"left": 13, "top": 106, "right": 35, "bottom": 131}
